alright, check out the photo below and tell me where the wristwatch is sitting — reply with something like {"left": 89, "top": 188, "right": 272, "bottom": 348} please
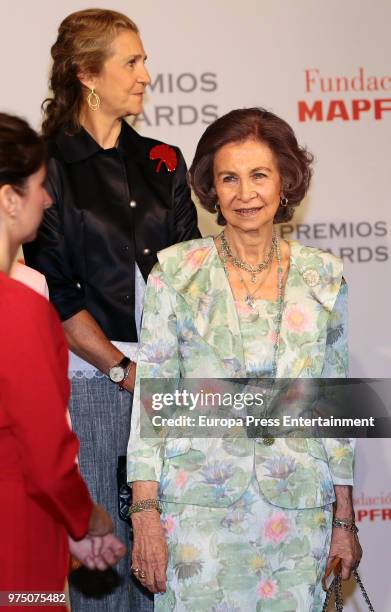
{"left": 108, "top": 356, "right": 131, "bottom": 383}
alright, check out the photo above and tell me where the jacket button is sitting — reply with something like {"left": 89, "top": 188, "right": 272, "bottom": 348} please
{"left": 75, "top": 282, "right": 81, "bottom": 289}
{"left": 121, "top": 294, "right": 130, "bottom": 303}
{"left": 129, "top": 199, "right": 137, "bottom": 208}
{"left": 143, "top": 248, "right": 151, "bottom": 255}
{"left": 123, "top": 244, "right": 129, "bottom": 251}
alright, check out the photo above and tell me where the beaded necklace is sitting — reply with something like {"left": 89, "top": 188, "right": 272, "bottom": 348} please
{"left": 218, "top": 231, "right": 285, "bottom": 445}
{"left": 220, "top": 230, "right": 276, "bottom": 283}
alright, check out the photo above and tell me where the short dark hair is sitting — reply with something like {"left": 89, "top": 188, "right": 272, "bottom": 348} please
{"left": 0, "top": 113, "right": 46, "bottom": 193}
{"left": 189, "top": 107, "right": 314, "bottom": 225}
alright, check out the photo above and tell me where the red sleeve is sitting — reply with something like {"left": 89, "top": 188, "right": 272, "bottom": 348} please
{"left": 0, "top": 280, "right": 93, "bottom": 539}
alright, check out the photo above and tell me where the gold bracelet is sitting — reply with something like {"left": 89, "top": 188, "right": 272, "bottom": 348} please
{"left": 129, "top": 498, "right": 162, "bottom": 517}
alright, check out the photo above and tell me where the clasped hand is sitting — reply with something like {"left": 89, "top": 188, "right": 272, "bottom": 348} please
{"left": 69, "top": 533, "right": 126, "bottom": 571}
{"left": 69, "top": 503, "right": 126, "bottom": 571}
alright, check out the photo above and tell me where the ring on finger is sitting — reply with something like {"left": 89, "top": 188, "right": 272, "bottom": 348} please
{"left": 139, "top": 570, "right": 146, "bottom": 580}
{"left": 131, "top": 566, "right": 139, "bottom": 575}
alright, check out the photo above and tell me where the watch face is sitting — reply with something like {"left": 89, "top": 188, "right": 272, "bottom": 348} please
{"left": 109, "top": 366, "right": 125, "bottom": 383}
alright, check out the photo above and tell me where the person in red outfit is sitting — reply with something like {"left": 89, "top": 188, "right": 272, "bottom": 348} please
{"left": 0, "top": 112, "right": 126, "bottom": 608}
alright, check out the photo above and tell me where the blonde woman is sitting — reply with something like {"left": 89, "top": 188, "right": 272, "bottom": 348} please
{"left": 24, "top": 8, "right": 199, "bottom": 610}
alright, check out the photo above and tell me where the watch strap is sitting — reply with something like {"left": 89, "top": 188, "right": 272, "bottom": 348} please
{"left": 117, "top": 356, "right": 131, "bottom": 370}
{"left": 119, "top": 361, "right": 134, "bottom": 391}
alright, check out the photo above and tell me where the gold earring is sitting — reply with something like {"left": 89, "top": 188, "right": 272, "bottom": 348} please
{"left": 87, "top": 88, "right": 101, "bottom": 111}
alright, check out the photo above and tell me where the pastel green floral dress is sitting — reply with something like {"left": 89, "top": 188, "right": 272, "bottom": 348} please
{"left": 155, "top": 299, "right": 332, "bottom": 612}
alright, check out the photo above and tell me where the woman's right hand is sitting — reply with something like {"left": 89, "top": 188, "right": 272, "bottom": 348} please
{"left": 69, "top": 533, "right": 126, "bottom": 571}
{"left": 131, "top": 511, "right": 168, "bottom": 594}
{"left": 88, "top": 503, "right": 114, "bottom": 536}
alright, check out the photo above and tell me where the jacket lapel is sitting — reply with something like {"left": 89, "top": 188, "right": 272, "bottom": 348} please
{"left": 276, "top": 240, "right": 343, "bottom": 378}
{"left": 158, "top": 238, "right": 343, "bottom": 379}
{"left": 119, "top": 121, "right": 172, "bottom": 204}
{"left": 158, "top": 238, "right": 246, "bottom": 373}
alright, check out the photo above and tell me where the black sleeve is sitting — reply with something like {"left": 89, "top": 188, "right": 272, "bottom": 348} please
{"left": 23, "top": 159, "right": 85, "bottom": 321}
{"left": 172, "top": 148, "right": 201, "bottom": 242}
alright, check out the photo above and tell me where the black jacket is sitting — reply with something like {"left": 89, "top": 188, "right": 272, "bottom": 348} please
{"left": 24, "top": 121, "right": 200, "bottom": 341}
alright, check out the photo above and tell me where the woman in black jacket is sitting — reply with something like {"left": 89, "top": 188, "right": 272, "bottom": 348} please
{"left": 24, "top": 8, "right": 199, "bottom": 612}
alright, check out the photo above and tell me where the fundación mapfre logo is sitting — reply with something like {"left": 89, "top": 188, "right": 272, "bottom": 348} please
{"left": 354, "top": 490, "right": 391, "bottom": 523}
{"left": 298, "top": 67, "right": 391, "bottom": 122}
{"left": 133, "top": 72, "right": 218, "bottom": 127}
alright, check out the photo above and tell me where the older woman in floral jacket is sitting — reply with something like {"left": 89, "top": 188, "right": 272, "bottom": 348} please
{"left": 127, "top": 108, "right": 361, "bottom": 611}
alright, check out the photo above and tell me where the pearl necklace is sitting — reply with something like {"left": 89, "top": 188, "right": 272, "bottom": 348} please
{"left": 218, "top": 232, "right": 285, "bottom": 446}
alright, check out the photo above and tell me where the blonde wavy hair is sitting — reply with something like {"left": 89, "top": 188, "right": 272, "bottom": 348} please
{"left": 42, "top": 8, "right": 138, "bottom": 138}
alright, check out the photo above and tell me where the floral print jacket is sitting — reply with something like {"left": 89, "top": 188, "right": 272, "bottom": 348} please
{"left": 127, "top": 238, "right": 354, "bottom": 509}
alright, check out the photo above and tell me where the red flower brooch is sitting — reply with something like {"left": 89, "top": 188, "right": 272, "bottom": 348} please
{"left": 149, "top": 144, "right": 177, "bottom": 173}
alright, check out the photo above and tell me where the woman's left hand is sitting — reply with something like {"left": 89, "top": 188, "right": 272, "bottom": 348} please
{"left": 325, "top": 527, "right": 362, "bottom": 580}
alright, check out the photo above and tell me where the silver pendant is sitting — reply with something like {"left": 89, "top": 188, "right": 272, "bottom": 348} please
{"left": 245, "top": 294, "right": 255, "bottom": 307}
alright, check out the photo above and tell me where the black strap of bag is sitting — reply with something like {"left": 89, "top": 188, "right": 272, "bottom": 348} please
{"left": 117, "top": 455, "right": 132, "bottom": 525}
{"left": 322, "top": 569, "right": 375, "bottom": 611}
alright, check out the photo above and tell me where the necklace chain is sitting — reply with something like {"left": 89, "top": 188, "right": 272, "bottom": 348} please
{"left": 217, "top": 231, "right": 285, "bottom": 446}
{"left": 220, "top": 230, "right": 276, "bottom": 283}
{"left": 218, "top": 230, "right": 284, "bottom": 379}
{"left": 235, "top": 264, "right": 269, "bottom": 307}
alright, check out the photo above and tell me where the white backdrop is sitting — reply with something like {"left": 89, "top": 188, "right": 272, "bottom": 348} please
{"left": 1, "top": 1, "right": 390, "bottom": 609}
